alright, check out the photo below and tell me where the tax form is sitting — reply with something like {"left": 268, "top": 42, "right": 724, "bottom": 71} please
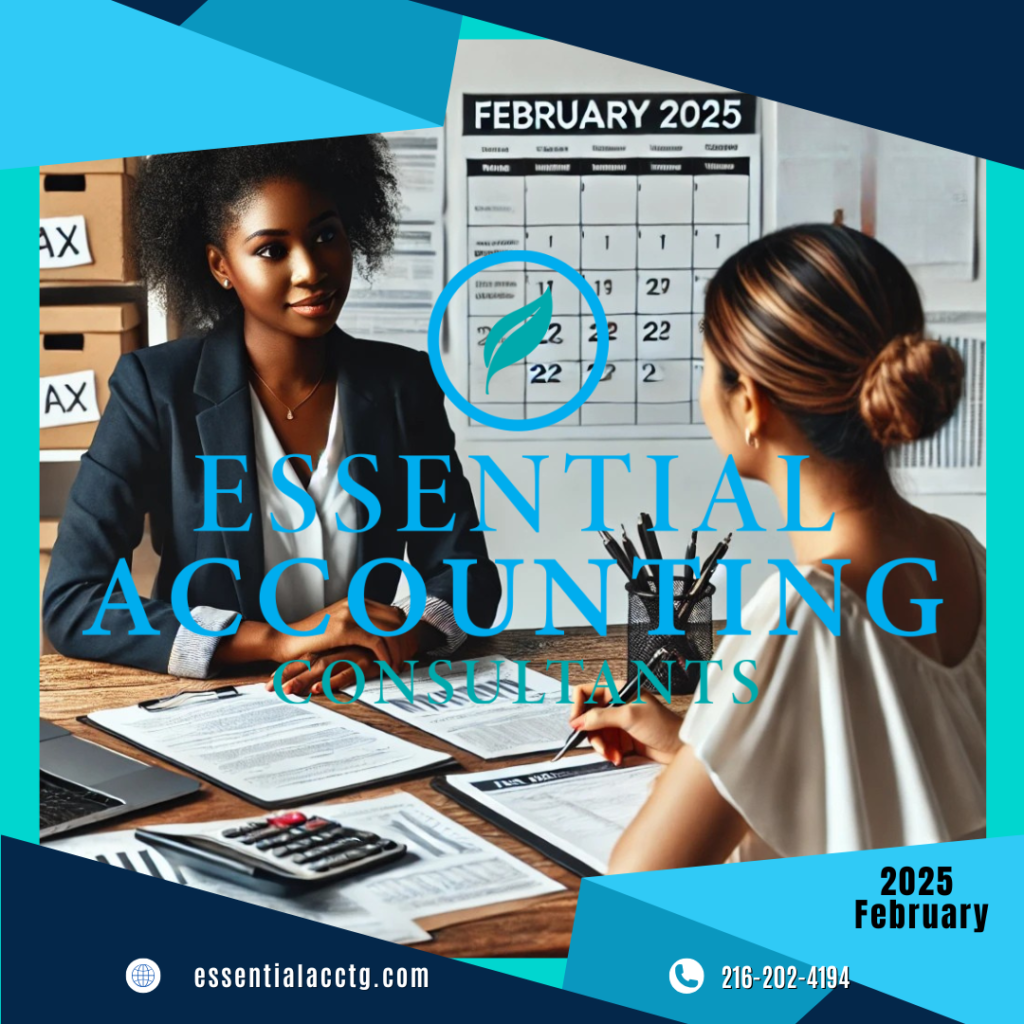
{"left": 337, "top": 127, "right": 445, "bottom": 350}
{"left": 304, "top": 792, "right": 563, "bottom": 923}
{"left": 46, "top": 829, "right": 430, "bottom": 945}
{"left": 86, "top": 684, "right": 454, "bottom": 806}
{"left": 439, "top": 754, "right": 662, "bottom": 874}
{"left": 346, "top": 660, "right": 589, "bottom": 759}
{"left": 50, "top": 792, "right": 562, "bottom": 936}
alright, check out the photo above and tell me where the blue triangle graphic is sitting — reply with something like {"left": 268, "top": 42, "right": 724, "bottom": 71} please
{"left": 1, "top": 0, "right": 431, "bottom": 170}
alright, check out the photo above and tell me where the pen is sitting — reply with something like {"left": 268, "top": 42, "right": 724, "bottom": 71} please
{"left": 621, "top": 524, "right": 654, "bottom": 586}
{"left": 552, "top": 646, "right": 676, "bottom": 762}
{"left": 700, "top": 532, "right": 733, "bottom": 577}
{"left": 637, "top": 512, "right": 663, "bottom": 561}
{"left": 598, "top": 529, "right": 633, "bottom": 580}
{"left": 676, "top": 532, "right": 731, "bottom": 626}
{"left": 683, "top": 529, "right": 698, "bottom": 590}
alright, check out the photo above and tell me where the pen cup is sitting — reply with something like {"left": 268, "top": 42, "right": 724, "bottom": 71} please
{"left": 625, "top": 577, "right": 716, "bottom": 696}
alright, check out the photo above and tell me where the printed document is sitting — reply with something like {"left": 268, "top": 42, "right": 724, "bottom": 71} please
{"left": 442, "top": 754, "right": 662, "bottom": 874}
{"left": 50, "top": 791, "right": 561, "bottom": 935}
{"left": 304, "top": 792, "right": 563, "bottom": 919}
{"left": 86, "top": 684, "right": 452, "bottom": 805}
{"left": 337, "top": 127, "right": 445, "bottom": 350}
{"left": 47, "top": 830, "right": 429, "bottom": 945}
{"left": 346, "top": 660, "right": 589, "bottom": 759}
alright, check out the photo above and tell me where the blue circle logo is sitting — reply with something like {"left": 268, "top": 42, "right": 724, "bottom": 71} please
{"left": 427, "top": 251, "right": 609, "bottom": 432}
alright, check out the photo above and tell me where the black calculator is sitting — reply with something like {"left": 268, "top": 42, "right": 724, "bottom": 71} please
{"left": 137, "top": 811, "right": 407, "bottom": 895}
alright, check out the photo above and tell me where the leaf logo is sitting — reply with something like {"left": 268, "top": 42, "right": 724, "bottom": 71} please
{"left": 483, "top": 287, "right": 553, "bottom": 394}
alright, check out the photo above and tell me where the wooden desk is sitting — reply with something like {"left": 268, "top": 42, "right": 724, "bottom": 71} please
{"left": 41, "top": 628, "right": 695, "bottom": 958}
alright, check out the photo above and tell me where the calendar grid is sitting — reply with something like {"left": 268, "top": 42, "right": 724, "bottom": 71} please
{"left": 692, "top": 175, "right": 699, "bottom": 422}
{"left": 633, "top": 167, "right": 640, "bottom": 419}
{"left": 459, "top": 92, "right": 761, "bottom": 437}
{"left": 521, "top": 175, "right": 527, "bottom": 413}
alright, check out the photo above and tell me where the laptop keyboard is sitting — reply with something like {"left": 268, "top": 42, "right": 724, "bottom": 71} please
{"left": 40, "top": 772, "right": 123, "bottom": 830}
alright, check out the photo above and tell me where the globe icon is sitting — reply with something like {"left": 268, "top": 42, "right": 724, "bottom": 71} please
{"left": 132, "top": 963, "right": 156, "bottom": 988}
{"left": 126, "top": 957, "right": 161, "bottom": 993}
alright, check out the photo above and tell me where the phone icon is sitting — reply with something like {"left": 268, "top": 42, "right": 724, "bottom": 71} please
{"left": 675, "top": 963, "right": 699, "bottom": 988}
{"left": 668, "top": 958, "right": 704, "bottom": 994}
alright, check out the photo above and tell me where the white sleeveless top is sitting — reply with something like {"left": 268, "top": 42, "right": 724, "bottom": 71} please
{"left": 679, "top": 522, "right": 986, "bottom": 862}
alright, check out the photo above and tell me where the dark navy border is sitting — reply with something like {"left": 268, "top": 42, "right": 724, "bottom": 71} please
{"left": 428, "top": 0, "right": 1014, "bottom": 166}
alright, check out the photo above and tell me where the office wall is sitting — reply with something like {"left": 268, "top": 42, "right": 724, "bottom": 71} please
{"left": 38, "top": 40, "right": 986, "bottom": 636}
{"left": 438, "top": 40, "right": 987, "bottom": 631}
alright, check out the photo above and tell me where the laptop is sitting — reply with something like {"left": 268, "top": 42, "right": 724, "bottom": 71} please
{"left": 40, "top": 720, "right": 201, "bottom": 839}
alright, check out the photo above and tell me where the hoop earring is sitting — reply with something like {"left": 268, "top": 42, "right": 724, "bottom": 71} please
{"left": 745, "top": 428, "right": 759, "bottom": 449}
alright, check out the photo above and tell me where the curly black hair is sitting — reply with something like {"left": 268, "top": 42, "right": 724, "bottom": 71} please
{"left": 130, "top": 136, "right": 400, "bottom": 332}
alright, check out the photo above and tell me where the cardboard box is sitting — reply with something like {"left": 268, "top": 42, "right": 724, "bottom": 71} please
{"left": 40, "top": 518, "right": 59, "bottom": 655}
{"left": 40, "top": 171, "right": 136, "bottom": 282}
{"left": 40, "top": 515, "right": 160, "bottom": 655}
{"left": 40, "top": 303, "right": 142, "bottom": 449}
{"left": 40, "top": 518, "right": 59, "bottom": 550}
{"left": 39, "top": 157, "right": 138, "bottom": 175}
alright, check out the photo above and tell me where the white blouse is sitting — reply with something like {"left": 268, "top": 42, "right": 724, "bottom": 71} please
{"left": 679, "top": 522, "right": 986, "bottom": 862}
{"left": 167, "top": 382, "right": 464, "bottom": 678}
{"left": 248, "top": 382, "right": 359, "bottom": 623}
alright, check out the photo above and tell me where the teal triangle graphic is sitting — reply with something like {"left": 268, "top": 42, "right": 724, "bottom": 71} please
{"left": 459, "top": 16, "right": 543, "bottom": 39}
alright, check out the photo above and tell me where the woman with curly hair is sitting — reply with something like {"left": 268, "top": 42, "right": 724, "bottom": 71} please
{"left": 44, "top": 137, "right": 501, "bottom": 691}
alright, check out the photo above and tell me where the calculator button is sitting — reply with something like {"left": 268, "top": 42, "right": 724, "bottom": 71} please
{"left": 225, "top": 822, "right": 265, "bottom": 838}
{"left": 326, "top": 838, "right": 360, "bottom": 855}
{"left": 241, "top": 827, "right": 280, "bottom": 844}
{"left": 304, "top": 841, "right": 347, "bottom": 862}
{"left": 268, "top": 812, "right": 307, "bottom": 828}
{"left": 380, "top": 839, "right": 400, "bottom": 851}
{"left": 353, "top": 831, "right": 379, "bottom": 842}
{"left": 255, "top": 833, "right": 291, "bottom": 851}
{"left": 312, "top": 854, "right": 351, "bottom": 871}
{"left": 298, "top": 848, "right": 336, "bottom": 864}
{"left": 343, "top": 847, "right": 371, "bottom": 862}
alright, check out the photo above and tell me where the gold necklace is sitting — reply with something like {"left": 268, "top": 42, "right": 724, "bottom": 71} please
{"left": 249, "top": 362, "right": 328, "bottom": 420}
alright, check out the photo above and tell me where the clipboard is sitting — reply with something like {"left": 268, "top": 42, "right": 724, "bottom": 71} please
{"left": 430, "top": 775, "right": 599, "bottom": 878}
{"left": 79, "top": 684, "right": 457, "bottom": 809}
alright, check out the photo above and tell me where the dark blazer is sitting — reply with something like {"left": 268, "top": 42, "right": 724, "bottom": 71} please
{"left": 43, "top": 311, "right": 501, "bottom": 674}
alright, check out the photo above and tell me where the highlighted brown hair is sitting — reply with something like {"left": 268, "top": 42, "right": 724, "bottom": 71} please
{"left": 704, "top": 224, "right": 964, "bottom": 461}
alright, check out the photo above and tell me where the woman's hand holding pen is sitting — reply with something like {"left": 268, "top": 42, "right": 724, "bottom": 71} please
{"left": 569, "top": 681, "right": 684, "bottom": 766}
{"left": 264, "top": 598, "right": 419, "bottom": 696}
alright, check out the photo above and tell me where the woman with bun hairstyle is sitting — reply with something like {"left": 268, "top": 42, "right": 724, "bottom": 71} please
{"left": 44, "top": 138, "right": 501, "bottom": 691}
{"left": 570, "top": 223, "right": 984, "bottom": 869}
